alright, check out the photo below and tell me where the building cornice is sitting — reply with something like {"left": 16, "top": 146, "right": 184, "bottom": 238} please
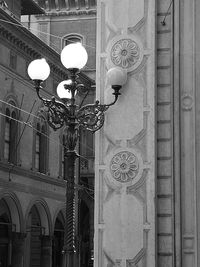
{"left": 0, "top": 11, "right": 68, "bottom": 79}
{"left": 0, "top": 9, "right": 95, "bottom": 86}
{"left": 42, "top": 9, "right": 96, "bottom": 17}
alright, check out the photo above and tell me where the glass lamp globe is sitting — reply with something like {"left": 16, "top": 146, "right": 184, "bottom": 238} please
{"left": 60, "top": 43, "right": 88, "bottom": 70}
{"left": 106, "top": 67, "right": 127, "bottom": 86}
{"left": 57, "top": 80, "right": 77, "bottom": 99}
{"left": 28, "top": 58, "right": 50, "bottom": 81}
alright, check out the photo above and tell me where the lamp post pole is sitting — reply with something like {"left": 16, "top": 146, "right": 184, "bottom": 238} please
{"left": 62, "top": 70, "right": 79, "bottom": 267}
{"left": 28, "top": 43, "right": 127, "bottom": 267}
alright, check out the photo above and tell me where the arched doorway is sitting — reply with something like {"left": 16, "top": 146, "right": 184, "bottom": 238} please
{"left": 25, "top": 200, "right": 52, "bottom": 267}
{"left": 52, "top": 211, "right": 64, "bottom": 267}
{"left": 0, "top": 199, "right": 12, "bottom": 267}
{"left": 26, "top": 205, "right": 43, "bottom": 267}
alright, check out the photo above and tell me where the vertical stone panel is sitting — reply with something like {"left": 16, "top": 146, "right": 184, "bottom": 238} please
{"left": 179, "top": 0, "right": 198, "bottom": 266}
{"left": 95, "top": 0, "right": 156, "bottom": 266}
{"left": 195, "top": 0, "right": 200, "bottom": 264}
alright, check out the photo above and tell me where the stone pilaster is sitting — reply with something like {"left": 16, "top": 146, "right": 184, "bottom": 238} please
{"left": 40, "top": 235, "right": 52, "bottom": 267}
{"left": 12, "top": 232, "right": 26, "bottom": 267}
{"left": 179, "top": 0, "right": 199, "bottom": 266}
{"left": 95, "top": 0, "right": 156, "bottom": 267}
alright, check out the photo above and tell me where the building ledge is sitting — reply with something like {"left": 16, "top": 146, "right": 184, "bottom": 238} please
{"left": 0, "top": 161, "right": 66, "bottom": 187}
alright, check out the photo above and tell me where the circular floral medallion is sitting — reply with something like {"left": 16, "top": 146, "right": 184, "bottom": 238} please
{"left": 111, "top": 39, "right": 140, "bottom": 69}
{"left": 110, "top": 151, "right": 139, "bottom": 183}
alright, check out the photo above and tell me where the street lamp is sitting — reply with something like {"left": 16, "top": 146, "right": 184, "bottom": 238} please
{"left": 28, "top": 42, "right": 127, "bottom": 267}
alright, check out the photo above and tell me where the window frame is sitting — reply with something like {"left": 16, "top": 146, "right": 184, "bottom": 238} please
{"left": 1, "top": 100, "right": 19, "bottom": 164}
{"left": 32, "top": 115, "right": 49, "bottom": 174}
{"left": 62, "top": 34, "right": 84, "bottom": 48}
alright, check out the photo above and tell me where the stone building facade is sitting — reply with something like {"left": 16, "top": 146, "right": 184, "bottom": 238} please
{"left": 0, "top": 1, "right": 94, "bottom": 267}
{"left": 2, "top": 0, "right": 200, "bottom": 267}
{"left": 95, "top": 1, "right": 200, "bottom": 267}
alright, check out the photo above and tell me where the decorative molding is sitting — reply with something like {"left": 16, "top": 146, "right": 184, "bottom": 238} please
{"left": 35, "top": 0, "right": 96, "bottom": 15}
{"left": 106, "top": 147, "right": 144, "bottom": 188}
{"left": 111, "top": 39, "right": 140, "bottom": 69}
{"left": 104, "top": 174, "right": 121, "bottom": 203}
{"left": 110, "top": 151, "right": 139, "bottom": 183}
{"left": 95, "top": 0, "right": 156, "bottom": 266}
{"left": 103, "top": 250, "right": 122, "bottom": 267}
{"left": 127, "top": 169, "right": 147, "bottom": 204}
{"left": 43, "top": 9, "right": 96, "bottom": 16}
{"left": 0, "top": 23, "right": 67, "bottom": 80}
{"left": 107, "top": 35, "right": 144, "bottom": 72}
{"left": 126, "top": 248, "right": 146, "bottom": 267}
{"left": 181, "top": 94, "right": 193, "bottom": 111}
{"left": 127, "top": 169, "right": 148, "bottom": 223}
{"left": 0, "top": 11, "right": 94, "bottom": 86}
{"left": 127, "top": 111, "right": 149, "bottom": 147}
{"left": 183, "top": 235, "right": 195, "bottom": 252}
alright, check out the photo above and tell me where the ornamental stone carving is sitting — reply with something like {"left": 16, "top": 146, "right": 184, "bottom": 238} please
{"left": 111, "top": 39, "right": 140, "bottom": 69}
{"left": 110, "top": 151, "right": 139, "bottom": 183}
{"left": 181, "top": 94, "right": 193, "bottom": 111}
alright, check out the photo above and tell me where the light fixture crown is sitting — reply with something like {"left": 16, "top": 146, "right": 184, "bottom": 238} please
{"left": 28, "top": 58, "right": 50, "bottom": 81}
{"left": 61, "top": 43, "right": 88, "bottom": 70}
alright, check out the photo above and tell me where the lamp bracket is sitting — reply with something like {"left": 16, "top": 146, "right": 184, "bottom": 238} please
{"left": 32, "top": 80, "right": 121, "bottom": 132}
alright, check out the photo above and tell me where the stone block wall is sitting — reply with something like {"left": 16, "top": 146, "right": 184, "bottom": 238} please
{"left": 156, "top": 0, "right": 174, "bottom": 266}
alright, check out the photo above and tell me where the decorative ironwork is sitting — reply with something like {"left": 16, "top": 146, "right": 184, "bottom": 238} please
{"left": 34, "top": 78, "right": 121, "bottom": 134}
{"left": 32, "top": 68, "right": 123, "bottom": 266}
{"left": 77, "top": 100, "right": 109, "bottom": 132}
{"left": 42, "top": 97, "right": 70, "bottom": 130}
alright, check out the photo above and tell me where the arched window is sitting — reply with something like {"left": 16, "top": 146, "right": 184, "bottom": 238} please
{"left": 63, "top": 34, "right": 83, "bottom": 47}
{"left": 34, "top": 116, "right": 48, "bottom": 174}
{"left": 4, "top": 101, "right": 18, "bottom": 164}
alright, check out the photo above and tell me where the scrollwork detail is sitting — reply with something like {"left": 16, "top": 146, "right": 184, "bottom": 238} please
{"left": 42, "top": 97, "right": 70, "bottom": 130}
{"left": 76, "top": 101, "right": 109, "bottom": 132}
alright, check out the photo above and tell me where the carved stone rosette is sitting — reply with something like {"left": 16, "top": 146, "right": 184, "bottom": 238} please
{"left": 106, "top": 148, "right": 144, "bottom": 188}
{"left": 107, "top": 35, "right": 144, "bottom": 72}
{"left": 110, "top": 151, "right": 139, "bottom": 183}
{"left": 111, "top": 39, "right": 140, "bottom": 69}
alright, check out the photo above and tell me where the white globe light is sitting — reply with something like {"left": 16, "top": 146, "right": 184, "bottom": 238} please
{"left": 57, "top": 80, "right": 77, "bottom": 99}
{"left": 28, "top": 58, "right": 50, "bottom": 81}
{"left": 60, "top": 43, "right": 88, "bottom": 70}
{"left": 106, "top": 67, "right": 127, "bottom": 86}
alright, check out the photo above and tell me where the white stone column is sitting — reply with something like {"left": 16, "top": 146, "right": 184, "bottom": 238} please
{"left": 94, "top": 1, "right": 156, "bottom": 267}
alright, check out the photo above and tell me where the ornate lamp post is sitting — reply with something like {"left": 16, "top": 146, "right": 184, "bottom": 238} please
{"left": 27, "top": 43, "right": 127, "bottom": 267}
